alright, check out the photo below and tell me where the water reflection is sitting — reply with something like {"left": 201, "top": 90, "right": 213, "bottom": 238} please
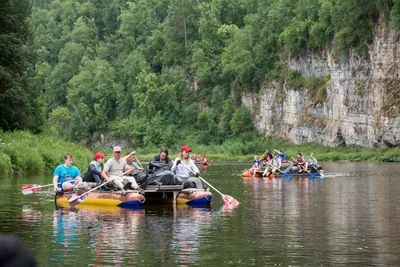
{"left": 52, "top": 209, "right": 79, "bottom": 265}
{"left": 3, "top": 162, "right": 400, "bottom": 266}
{"left": 171, "top": 206, "right": 212, "bottom": 265}
{"left": 48, "top": 204, "right": 213, "bottom": 266}
{"left": 21, "top": 205, "right": 42, "bottom": 226}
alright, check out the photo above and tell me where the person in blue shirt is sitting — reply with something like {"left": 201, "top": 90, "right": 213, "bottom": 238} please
{"left": 275, "top": 149, "right": 287, "bottom": 163}
{"left": 53, "top": 154, "right": 82, "bottom": 192}
{"left": 250, "top": 155, "right": 261, "bottom": 178}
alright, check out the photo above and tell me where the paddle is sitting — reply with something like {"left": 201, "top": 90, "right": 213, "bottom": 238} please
{"left": 21, "top": 183, "right": 53, "bottom": 195}
{"left": 68, "top": 170, "right": 131, "bottom": 207}
{"left": 263, "top": 161, "right": 292, "bottom": 178}
{"left": 180, "top": 162, "right": 239, "bottom": 207}
{"left": 309, "top": 163, "right": 324, "bottom": 178}
{"left": 291, "top": 157, "right": 315, "bottom": 178}
{"left": 136, "top": 156, "right": 144, "bottom": 170}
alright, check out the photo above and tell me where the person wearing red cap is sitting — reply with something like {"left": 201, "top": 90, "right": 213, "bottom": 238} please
{"left": 82, "top": 152, "right": 106, "bottom": 184}
{"left": 171, "top": 145, "right": 203, "bottom": 189}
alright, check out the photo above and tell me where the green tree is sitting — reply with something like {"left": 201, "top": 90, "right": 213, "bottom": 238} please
{"left": 0, "top": 0, "right": 43, "bottom": 132}
{"left": 230, "top": 106, "right": 254, "bottom": 135}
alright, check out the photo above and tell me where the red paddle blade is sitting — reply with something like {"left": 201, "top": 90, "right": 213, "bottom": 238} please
{"left": 68, "top": 192, "right": 87, "bottom": 207}
{"left": 21, "top": 185, "right": 42, "bottom": 195}
{"left": 223, "top": 195, "right": 239, "bottom": 207}
{"left": 21, "top": 184, "right": 35, "bottom": 191}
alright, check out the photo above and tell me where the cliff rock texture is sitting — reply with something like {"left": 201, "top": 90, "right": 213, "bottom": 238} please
{"left": 242, "top": 25, "right": 400, "bottom": 148}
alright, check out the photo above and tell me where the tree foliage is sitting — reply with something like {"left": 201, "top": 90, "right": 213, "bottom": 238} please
{"left": 2, "top": 0, "right": 394, "bottom": 147}
{"left": 0, "top": 0, "right": 42, "bottom": 132}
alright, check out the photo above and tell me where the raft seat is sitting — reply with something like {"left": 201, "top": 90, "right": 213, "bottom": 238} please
{"left": 142, "top": 185, "right": 184, "bottom": 193}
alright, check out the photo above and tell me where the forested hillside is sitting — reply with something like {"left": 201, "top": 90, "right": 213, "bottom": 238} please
{"left": 2, "top": 0, "right": 399, "bottom": 148}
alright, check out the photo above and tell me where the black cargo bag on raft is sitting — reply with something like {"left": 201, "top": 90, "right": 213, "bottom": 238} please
{"left": 145, "top": 170, "right": 182, "bottom": 186}
{"left": 133, "top": 169, "right": 149, "bottom": 185}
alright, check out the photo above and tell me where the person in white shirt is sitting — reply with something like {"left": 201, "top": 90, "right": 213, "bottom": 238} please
{"left": 171, "top": 145, "right": 203, "bottom": 189}
{"left": 101, "top": 146, "right": 137, "bottom": 193}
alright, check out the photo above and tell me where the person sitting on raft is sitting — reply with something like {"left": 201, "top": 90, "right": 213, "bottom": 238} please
{"left": 275, "top": 149, "right": 287, "bottom": 163}
{"left": 146, "top": 148, "right": 182, "bottom": 186}
{"left": 148, "top": 148, "right": 174, "bottom": 172}
{"left": 307, "top": 153, "right": 318, "bottom": 169}
{"left": 261, "top": 150, "right": 272, "bottom": 165}
{"left": 263, "top": 152, "right": 282, "bottom": 177}
{"left": 250, "top": 155, "right": 261, "bottom": 178}
{"left": 124, "top": 151, "right": 142, "bottom": 172}
{"left": 82, "top": 152, "right": 105, "bottom": 185}
{"left": 203, "top": 153, "right": 209, "bottom": 164}
{"left": 172, "top": 145, "right": 203, "bottom": 189}
{"left": 53, "top": 153, "right": 82, "bottom": 192}
{"left": 101, "top": 145, "right": 137, "bottom": 194}
{"left": 293, "top": 153, "right": 308, "bottom": 172}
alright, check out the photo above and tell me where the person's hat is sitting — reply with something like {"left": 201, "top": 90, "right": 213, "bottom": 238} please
{"left": 181, "top": 145, "right": 192, "bottom": 152}
{"left": 93, "top": 152, "right": 106, "bottom": 160}
{"left": 113, "top": 146, "right": 122, "bottom": 152}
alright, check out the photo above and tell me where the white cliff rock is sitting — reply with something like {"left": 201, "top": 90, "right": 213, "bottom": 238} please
{"left": 242, "top": 25, "right": 400, "bottom": 148}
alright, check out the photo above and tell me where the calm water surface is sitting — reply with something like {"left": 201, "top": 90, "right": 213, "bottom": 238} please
{"left": 1, "top": 162, "right": 400, "bottom": 266}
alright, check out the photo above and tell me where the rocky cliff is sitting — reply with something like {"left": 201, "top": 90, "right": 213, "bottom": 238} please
{"left": 242, "top": 24, "right": 400, "bottom": 148}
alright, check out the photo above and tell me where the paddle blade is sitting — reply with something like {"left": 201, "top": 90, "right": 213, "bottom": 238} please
{"left": 223, "top": 195, "right": 239, "bottom": 207}
{"left": 68, "top": 191, "right": 87, "bottom": 207}
{"left": 318, "top": 171, "right": 325, "bottom": 178}
{"left": 22, "top": 189, "right": 34, "bottom": 195}
{"left": 284, "top": 172, "right": 292, "bottom": 178}
{"left": 21, "top": 185, "right": 42, "bottom": 195}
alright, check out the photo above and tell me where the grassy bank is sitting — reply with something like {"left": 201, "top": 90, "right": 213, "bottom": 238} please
{"left": 0, "top": 131, "right": 92, "bottom": 176}
{"left": 126, "top": 133, "right": 400, "bottom": 163}
{"left": 1, "top": 131, "right": 399, "bottom": 176}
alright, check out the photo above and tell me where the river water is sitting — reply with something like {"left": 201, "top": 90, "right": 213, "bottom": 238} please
{"left": 1, "top": 162, "right": 400, "bottom": 266}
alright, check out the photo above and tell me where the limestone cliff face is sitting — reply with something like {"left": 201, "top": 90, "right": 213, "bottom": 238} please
{"left": 242, "top": 25, "right": 400, "bottom": 148}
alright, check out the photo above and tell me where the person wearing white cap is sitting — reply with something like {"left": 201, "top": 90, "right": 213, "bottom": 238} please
{"left": 101, "top": 145, "right": 138, "bottom": 193}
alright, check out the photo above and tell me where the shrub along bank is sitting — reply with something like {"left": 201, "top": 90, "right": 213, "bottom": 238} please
{"left": 0, "top": 131, "right": 92, "bottom": 176}
{"left": 1, "top": 131, "right": 399, "bottom": 176}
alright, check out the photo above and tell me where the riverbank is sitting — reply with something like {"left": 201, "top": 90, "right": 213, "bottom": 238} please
{"left": 1, "top": 131, "right": 399, "bottom": 176}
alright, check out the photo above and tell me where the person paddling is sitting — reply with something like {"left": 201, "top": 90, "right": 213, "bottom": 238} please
{"left": 293, "top": 153, "right": 308, "bottom": 172}
{"left": 101, "top": 145, "right": 137, "bottom": 194}
{"left": 172, "top": 145, "right": 203, "bottom": 189}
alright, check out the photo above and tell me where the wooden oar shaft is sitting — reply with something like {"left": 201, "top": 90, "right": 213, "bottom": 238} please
{"left": 22, "top": 183, "right": 53, "bottom": 190}
{"left": 136, "top": 157, "right": 144, "bottom": 170}
{"left": 264, "top": 161, "right": 285, "bottom": 174}
{"left": 70, "top": 170, "right": 131, "bottom": 202}
{"left": 181, "top": 163, "right": 225, "bottom": 197}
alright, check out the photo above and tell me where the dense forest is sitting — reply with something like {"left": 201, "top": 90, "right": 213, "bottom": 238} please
{"left": 1, "top": 0, "right": 399, "bottom": 149}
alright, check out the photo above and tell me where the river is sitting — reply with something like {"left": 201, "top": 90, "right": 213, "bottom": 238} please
{"left": 0, "top": 162, "right": 400, "bottom": 266}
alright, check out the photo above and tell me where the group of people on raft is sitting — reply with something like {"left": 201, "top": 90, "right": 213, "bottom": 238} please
{"left": 190, "top": 153, "right": 210, "bottom": 164}
{"left": 52, "top": 145, "right": 204, "bottom": 194}
{"left": 248, "top": 149, "right": 319, "bottom": 177}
